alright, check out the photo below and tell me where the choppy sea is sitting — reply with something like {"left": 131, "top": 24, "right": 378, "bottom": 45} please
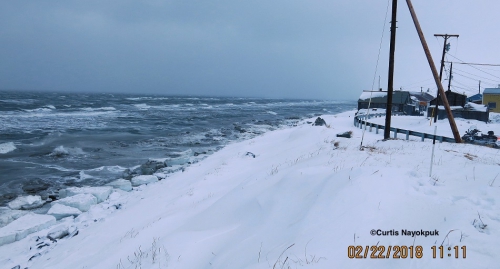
{"left": 0, "top": 90, "right": 355, "bottom": 205}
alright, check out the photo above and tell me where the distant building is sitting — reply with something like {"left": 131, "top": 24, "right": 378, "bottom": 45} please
{"left": 409, "top": 91, "right": 434, "bottom": 115}
{"left": 467, "top": 93, "right": 483, "bottom": 104}
{"left": 357, "top": 91, "right": 412, "bottom": 113}
{"left": 430, "top": 90, "right": 466, "bottom": 107}
{"left": 483, "top": 88, "right": 500, "bottom": 113}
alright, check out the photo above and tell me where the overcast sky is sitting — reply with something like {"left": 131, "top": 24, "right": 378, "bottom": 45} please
{"left": 1, "top": 1, "right": 499, "bottom": 100}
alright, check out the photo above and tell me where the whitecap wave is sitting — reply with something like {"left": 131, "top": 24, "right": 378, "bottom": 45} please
{"left": 134, "top": 103, "right": 151, "bottom": 110}
{"left": 267, "top": 111, "right": 278, "bottom": 115}
{"left": 80, "top": 107, "right": 116, "bottom": 112}
{"left": 126, "top": 97, "right": 170, "bottom": 101}
{"left": 0, "top": 142, "right": 16, "bottom": 154}
{"left": 49, "top": 146, "right": 85, "bottom": 157}
{"left": 23, "top": 107, "right": 53, "bottom": 113}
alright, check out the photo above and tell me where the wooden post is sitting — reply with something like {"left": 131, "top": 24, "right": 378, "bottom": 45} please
{"left": 405, "top": 0, "right": 462, "bottom": 143}
{"left": 433, "top": 34, "right": 458, "bottom": 123}
{"left": 384, "top": 0, "right": 398, "bottom": 139}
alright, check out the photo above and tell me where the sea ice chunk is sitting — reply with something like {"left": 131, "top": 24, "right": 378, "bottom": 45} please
{"left": 47, "top": 223, "right": 70, "bottom": 241}
{"left": 106, "top": 179, "right": 133, "bottom": 191}
{"left": 0, "top": 213, "right": 56, "bottom": 247}
{"left": 7, "top": 195, "right": 45, "bottom": 210}
{"left": 131, "top": 175, "right": 158, "bottom": 187}
{"left": 47, "top": 204, "right": 82, "bottom": 220}
{"left": 0, "top": 208, "right": 29, "bottom": 228}
{"left": 59, "top": 186, "right": 113, "bottom": 203}
{"left": 54, "top": 193, "right": 97, "bottom": 212}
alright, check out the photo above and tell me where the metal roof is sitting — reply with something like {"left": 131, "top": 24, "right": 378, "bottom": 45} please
{"left": 467, "top": 93, "right": 482, "bottom": 101}
{"left": 483, "top": 88, "right": 500, "bottom": 94}
{"left": 408, "top": 92, "right": 435, "bottom": 102}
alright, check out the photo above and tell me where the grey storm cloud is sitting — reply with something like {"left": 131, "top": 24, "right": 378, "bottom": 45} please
{"left": 1, "top": 1, "right": 500, "bottom": 99}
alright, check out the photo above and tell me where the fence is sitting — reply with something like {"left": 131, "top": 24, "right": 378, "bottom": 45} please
{"left": 353, "top": 112, "right": 456, "bottom": 143}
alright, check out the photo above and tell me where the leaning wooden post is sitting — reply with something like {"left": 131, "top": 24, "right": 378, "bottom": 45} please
{"left": 405, "top": 0, "right": 462, "bottom": 143}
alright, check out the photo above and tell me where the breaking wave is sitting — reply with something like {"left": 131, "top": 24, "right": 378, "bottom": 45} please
{"left": 0, "top": 142, "right": 16, "bottom": 154}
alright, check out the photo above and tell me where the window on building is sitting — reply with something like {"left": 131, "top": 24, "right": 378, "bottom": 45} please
{"left": 488, "top": 102, "right": 497, "bottom": 109}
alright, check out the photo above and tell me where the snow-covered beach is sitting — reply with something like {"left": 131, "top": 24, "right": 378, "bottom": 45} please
{"left": 1, "top": 110, "right": 500, "bottom": 269}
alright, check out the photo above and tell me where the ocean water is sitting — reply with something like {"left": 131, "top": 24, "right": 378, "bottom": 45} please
{"left": 0, "top": 90, "right": 355, "bottom": 205}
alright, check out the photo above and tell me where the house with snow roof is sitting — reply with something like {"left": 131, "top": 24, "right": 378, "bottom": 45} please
{"left": 467, "top": 93, "right": 483, "bottom": 104}
{"left": 409, "top": 91, "right": 434, "bottom": 115}
{"left": 357, "top": 90, "right": 414, "bottom": 114}
{"left": 483, "top": 88, "right": 500, "bottom": 113}
{"left": 429, "top": 90, "right": 466, "bottom": 107}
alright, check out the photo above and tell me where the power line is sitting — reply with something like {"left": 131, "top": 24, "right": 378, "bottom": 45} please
{"left": 452, "top": 70, "right": 497, "bottom": 85}
{"left": 453, "top": 67, "right": 499, "bottom": 84}
{"left": 447, "top": 54, "right": 500, "bottom": 80}
{"left": 370, "top": 0, "right": 391, "bottom": 92}
{"left": 444, "top": 61, "right": 500, "bottom": 67}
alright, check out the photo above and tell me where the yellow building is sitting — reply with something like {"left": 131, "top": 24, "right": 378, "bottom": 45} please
{"left": 483, "top": 88, "right": 500, "bottom": 113}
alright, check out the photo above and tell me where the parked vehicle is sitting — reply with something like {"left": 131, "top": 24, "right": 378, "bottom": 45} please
{"left": 461, "top": 126, "right": 500, "bottom": 148}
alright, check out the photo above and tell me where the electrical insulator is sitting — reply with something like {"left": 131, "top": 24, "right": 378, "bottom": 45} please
{"left": 445, "top": 43, "right": 451, "bottom": 52}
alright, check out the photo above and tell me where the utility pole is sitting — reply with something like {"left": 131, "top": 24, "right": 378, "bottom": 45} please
{"left": 447, "top": 62, "right": 453, "bottom": 91}
{"left": 432, "top": 34, "right": 459, "bottom": 122}
{"left": 384, "top": 0, "right": 398, "bottom": 139}
{"left": 405, "top": 0, "right": 462, "bottom": 143}
{"left": 479, "top": 80, "right": 481, "bottom": 94}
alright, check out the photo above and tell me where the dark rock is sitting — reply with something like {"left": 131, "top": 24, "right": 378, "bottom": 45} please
{"left": 11, "top": 266, "right": 20, "bottom": 269}
{"left": 22, "top": 180, "right": 50, "bottom": 194}
{"left": 0, "top": 193, "right": 17, "bottom": 206}
{"left": 313, "top": 117, "right": 327, "bottom": 126}
{"left": 137, "top": 159, "right": 167, "bottom": 175}
{"left": 122, "top": 169, "right": 133, "bottom": 180}
{"left": 234, "top": 126, "right": 246, "bottom": 133}
{"left": 29, "top": 253, "right": 41, "bottom": 261}
{"left": 37, "top": 243, "right": 50, "bottom": 249}
{"left": 245, "top": 152, "right": 256, "bottom": 158}
{"left": 336, "top": 131, "right": 352, "bottom": 138}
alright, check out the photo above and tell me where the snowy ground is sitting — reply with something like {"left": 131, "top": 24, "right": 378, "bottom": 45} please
{"left": 367, "top": 113, "right": 500, "bottom": 139}
{"left": 1, "top": 111, "right": 500, "bottom": 269}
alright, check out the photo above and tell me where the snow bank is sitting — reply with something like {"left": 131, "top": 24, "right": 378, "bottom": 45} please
{"left": 0, "top": 214, "right": 55, "bottom": 247}
{"left": 367, "top": 114, "right": 500, "bottom": 138}
{"left": 465, "top": 102, "right": 488, "bottom": 112}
